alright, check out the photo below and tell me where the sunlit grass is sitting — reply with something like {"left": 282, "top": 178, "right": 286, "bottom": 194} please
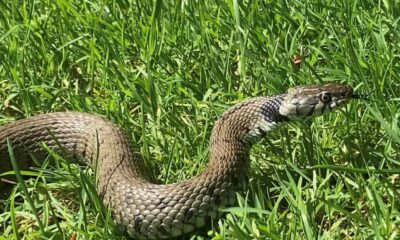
{"left": 1, "top": 0, "right": 399, "bottom": 239}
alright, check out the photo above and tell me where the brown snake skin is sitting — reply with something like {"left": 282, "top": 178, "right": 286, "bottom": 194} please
{"left": 0, "top": 83, "right": 354, "bottom": 239}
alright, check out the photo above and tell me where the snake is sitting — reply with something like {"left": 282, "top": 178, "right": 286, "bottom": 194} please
{"left": 0, "top": 83, "right": 356, "bottom": 239}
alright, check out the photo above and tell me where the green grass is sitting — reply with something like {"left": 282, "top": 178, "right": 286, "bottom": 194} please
{"left": 1, "top": 0, "right": 399, "bottom": 239}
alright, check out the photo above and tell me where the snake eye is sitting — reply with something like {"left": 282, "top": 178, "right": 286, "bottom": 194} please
{"left": 320, "top": 93, "right": 331, "bottom": 103}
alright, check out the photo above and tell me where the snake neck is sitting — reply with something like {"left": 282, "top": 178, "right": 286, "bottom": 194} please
{"left": 207, "top": 96, "right": 287, "bottom": 178}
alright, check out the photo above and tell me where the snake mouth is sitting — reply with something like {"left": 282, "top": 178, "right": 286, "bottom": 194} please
{"left": 339, "top": 85, "right": 367, "bottom": 101}
{"left": 342, "top": 85, "right": 366, "bottom": 100}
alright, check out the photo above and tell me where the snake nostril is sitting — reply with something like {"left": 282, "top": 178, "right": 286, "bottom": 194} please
{"left": 341, "top": 85, "right": 353, "bottom": 97}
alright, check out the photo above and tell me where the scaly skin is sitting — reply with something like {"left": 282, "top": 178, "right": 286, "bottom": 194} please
{"left": 0, "top": 83, "right": 354, "bottom": 239}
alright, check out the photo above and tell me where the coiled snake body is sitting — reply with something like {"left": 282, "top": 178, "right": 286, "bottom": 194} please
{"left": 0, "top": 83, "right": 354, "bottom": 239}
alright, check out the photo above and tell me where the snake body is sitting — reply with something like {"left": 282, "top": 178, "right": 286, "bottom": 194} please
{"left": 0, "top": 83, "right": 354, "bottom": 239}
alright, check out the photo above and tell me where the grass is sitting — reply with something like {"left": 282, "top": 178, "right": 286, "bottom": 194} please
{"left": 0, "top": 0, "right": 399, "bottom": 239}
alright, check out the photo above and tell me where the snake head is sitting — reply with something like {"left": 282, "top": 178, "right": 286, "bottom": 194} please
{"left": 279, "top": 83, "right": 354, "bottom": 120}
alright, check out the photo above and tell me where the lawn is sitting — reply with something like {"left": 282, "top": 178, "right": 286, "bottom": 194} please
{"left": 0, "top": 0, "right": 399, "bottom": 239}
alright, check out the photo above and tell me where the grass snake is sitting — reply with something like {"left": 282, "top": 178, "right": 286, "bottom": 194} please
{"left": 0, "top": 83, "right": 356, "bottom": 239}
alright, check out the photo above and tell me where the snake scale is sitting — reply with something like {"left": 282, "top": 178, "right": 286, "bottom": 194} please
{"left": 0, "top": 83, "right": 355, "bottom": 239}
